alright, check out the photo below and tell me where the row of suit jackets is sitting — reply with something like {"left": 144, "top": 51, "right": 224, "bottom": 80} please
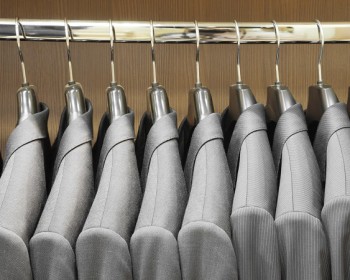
{"left": 0, "top": 98, "right": 349, "bottom": 280}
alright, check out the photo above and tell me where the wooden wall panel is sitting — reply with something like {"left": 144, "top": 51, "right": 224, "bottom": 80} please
{"left": 0, "top": 0, "right": 350, "bottom": 154}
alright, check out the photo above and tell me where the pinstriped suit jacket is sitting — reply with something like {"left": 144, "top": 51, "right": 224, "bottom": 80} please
{"left": 76, "top": 111, "right": 142, "bottom": 279}
{"left": 312, "top": 102, "right": 350, "bottom": 280}
{"left": 131, "top": 111, "right": 187, "bottom": 280}
{"left": 178, "top": 113, "right": 238, "bottom": 280}
{"left": 222, "top": 104, "right": 281, "bottom": 280}
{"left": 272, "top": 104, "right": 330, "bottom": 280}
{"left": 0, "top": 104, "right": 49, "bottom": 280}
{"left": 30, "top": 100, "right": 95, "bottom": 280}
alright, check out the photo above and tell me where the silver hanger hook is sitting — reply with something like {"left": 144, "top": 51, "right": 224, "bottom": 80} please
{"left": 150, "top": 20, "right": 157, "bottom": 85}
{"left": 195, "top": 20, "right": 201, "bottom": 85}
{"left": 234, "top": 20, "right": 241, "bottom": 83}
{"left": 315, "top": 19, "right": 324, "bottom": 84}
{"left": 109, "top": 20, "right": 116, "bottom": 84}
{"left": 15, "top": 18, "right": 27, "bottom": 85}
{"left": 272, "top": 20, "right": 280, "bottom": 84}
{"left": 64, "top": 19, "right": 74, "bottom": 83}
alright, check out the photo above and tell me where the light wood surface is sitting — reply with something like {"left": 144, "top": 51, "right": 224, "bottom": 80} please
{"left": 0, "top": 0, "right": 349, "bottom": 154}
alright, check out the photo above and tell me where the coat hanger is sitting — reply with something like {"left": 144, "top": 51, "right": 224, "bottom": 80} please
{"left": 266, "top": 20, "right": 296, "bottom": 123}
{"left": 63, "top": 19, "right": 87, "bottom": 124}
{"left": 146, "top": 20, "right": 170, "bottom": 123}
{"left": 15, "top": 18, "right": 38, "bottom": 124}
{"left": 106, "top": 20, "right": 128, "bottom": 123}
{"left": 187, "top": 20, "right": 214, "bottom": 127}
{"left": 306, "top": 20, "right": 338, "bottom": 124}
{"left": 227, "top": 20, "right": 256, "bottom": 122}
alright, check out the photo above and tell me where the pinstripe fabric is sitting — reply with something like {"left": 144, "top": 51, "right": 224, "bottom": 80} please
{"left": 223, "top": 104, "right": 281, "bottom": 280}
{"left": 30, "top": 100, "right": 95, "bottom": 280}
{"left": 312, "top": 102, "right": 350, "bottom": 280}
{"left": 76, "top": 111, "right": 142, "bottom": 279}
{"left": 178, "top": 113, "right": 238, "bottom": 280}
{"left": 0, "top": 104, "right": 49, "bottom": 280}
{"left": 272, "top": 104, "right": 330, "bottom": 280}
{"left": 313, "top": 103, "right": 350, "bottom": 183}
{"left": 275, "top": 212, "right": 330, "bottom": 280}
{"left": 131, "top": 111, "right": 187, "bottom": 280}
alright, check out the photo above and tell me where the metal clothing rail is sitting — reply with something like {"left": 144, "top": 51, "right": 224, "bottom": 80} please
{"left": 0, "top": 19, "right": 350, "bottom": 44}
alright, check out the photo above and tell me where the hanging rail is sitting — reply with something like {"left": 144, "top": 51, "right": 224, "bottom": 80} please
{"left": 0, "top": 19, "right": 350, "bottom": 44}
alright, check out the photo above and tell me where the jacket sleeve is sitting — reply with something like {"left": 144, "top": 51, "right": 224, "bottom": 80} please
{"left": 230, "top": 131, "right": 280, "bottom": 280}
{"left": 131, "top": 139, "right": 187, "bottom": 280}
{"left": 76, "top": 139, "right": 141, "bottom": 280}
{"left": 0, "top": 141, "right": 46, "bottom": 280}
{"left": 178, "top": 139, "right": 238, "bottom": 280}
{"left": 275, "top": 132, "right": 330, "bottom": 280}
{"left": 30, "top": 143, "right": 94, "bottom": 280}
{"left": 321, "top": 128, "right": 350, "bottom": 280}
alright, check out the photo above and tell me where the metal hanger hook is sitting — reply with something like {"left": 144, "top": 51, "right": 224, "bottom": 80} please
{"left": 150, "top": 20, "right": 157, "bottom": 85}
{"left": 234, "top": 20, "right": 242, "bottom": 83}
{"left": 272, "top": 20, "right": 281, "bottom": 84}
{"left": 15, "top": 18, "right": 28, "bottom": 85}
{"left": 109, "top": 20, "right": 116, "bottom": 84}
{"left": 316, "top": 19, "right": 324, "bottom": 84}
{"left": 195, "top": 20, "right": 201, "bottom": 85}
{"left": 64, "top": 18, "right": 74, "bottom": 83}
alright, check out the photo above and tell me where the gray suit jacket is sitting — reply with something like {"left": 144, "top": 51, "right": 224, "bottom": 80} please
{"left": 312, "top": 102, "right": 350, "bottom": 280}
{"left": 76, "top": 111, "right": 142, "bottom": 280}
{"left": 272, "top": 104, "right": 330, "bottom": 280}
{"left": 0, "top": 104, "right": 49, "bottom": 280}
{"left": 178, "top": 113, "right": 238, "bottom": 280}
{"left": 30, "top": 100, "right": 95, "bottom": 280}
{"left": 223, "top": 104, "right": 281, "bottom": 280}
{"left": 130, "top": 111, "right": 187, "bottom": 280}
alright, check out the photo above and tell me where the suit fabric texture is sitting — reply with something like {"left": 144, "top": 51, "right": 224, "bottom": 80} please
{"left": 222, "top": 104, "right": 281, "bottom": 280}
{"left": 178, "top": 113, "right": 238, "bottom": 280}
{"left": 76, "top": 110, "right": 142, "bottom": 280}
{"left": 30, "top": 100, "right": 95, "bottom": 280}
{"left": 131, "top": 110, "right": 187, "bottom": 280}
{"left": 0, "top": 104, "right": 49, "bottom": 280}
{"left": 312, "top": 102, "right": 350, "bottom": 280}
{"left": 271, "top": 103, "right": 330, "bottom": 280}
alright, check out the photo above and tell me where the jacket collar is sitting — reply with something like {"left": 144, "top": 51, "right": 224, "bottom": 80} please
{"left": 95, "top": 110, "right": 135, "bottom": 185}
{"left": 4, "top": 103, "right": 49, "bottom": 167}
{"left": 226, "top": 103, "right": 267, "bottom": 185}
{"left": 141, "top": 110, "right": 178, "bottom": 188}
{"left": 53, "top": 99, "right": 93, "bottom": 177}
{"left": 313, "top": 102, "right": 350, "bottom": 181}
{"left": 184, "top": 113, "right": 223, "bottom": 189}
{"left": 272, "top": 103, "right": 308, "bottom": 172}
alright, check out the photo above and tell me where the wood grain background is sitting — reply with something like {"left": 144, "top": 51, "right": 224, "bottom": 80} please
{"left": 0, "top": 0, "right": 350, "bottom": 153}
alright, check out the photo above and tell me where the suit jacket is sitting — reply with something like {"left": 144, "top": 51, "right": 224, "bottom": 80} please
{"left": 130, "top": 111, "right": 187, "bottom": 280}
{"left": 30, "top": 100, "right": 95, "bottom": 280}
{"left": 76, "top": 111, "right": 142, "bottom": 280}
{"left": 272, "top": 104, "right": 330, "bottom": 280}
{"left": 312, "top": 102, "right": 350, "bottom": 280}
{"left": 0, "top": 104, "right": 49, "bottom": 280}
{"left": 178, "top": 113, "right": 238, "bottom": 280}
{"left": 222, "top": 104, "right": 281, "bottom": 280}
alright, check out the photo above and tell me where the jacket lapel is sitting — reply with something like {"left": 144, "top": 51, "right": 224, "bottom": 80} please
{"left": 184, "top": 113, "right": 223, "bottom": 190}
{"left": 4, "top": 103, "right": 49, "bottom": 168}
{"left": 272, "top": 104, "right": 308, "bottom": 173}
{"left": 226, "top": 103, "right": 267, "bottom": 186}
{"left": 95, "top": 110, "right": 135, "bottom": 185}
{"left": 53, "top": 100, "right": 93, "bottom": 179}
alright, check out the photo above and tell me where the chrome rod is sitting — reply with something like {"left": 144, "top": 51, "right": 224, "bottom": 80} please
{"left": 1, "top": 19, "right": 350, "bottom": 44}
